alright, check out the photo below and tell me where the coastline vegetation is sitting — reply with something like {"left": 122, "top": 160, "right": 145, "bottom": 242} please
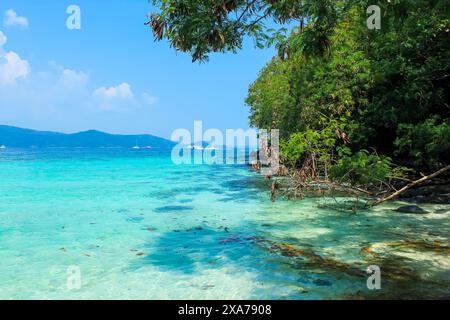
{"left": 148, "top": 0, "right": 450, "bottom": 205}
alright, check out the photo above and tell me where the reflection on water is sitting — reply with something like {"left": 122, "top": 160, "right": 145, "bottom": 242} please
{"left": 0, "top": 148, "right": 448, "bottom": 299}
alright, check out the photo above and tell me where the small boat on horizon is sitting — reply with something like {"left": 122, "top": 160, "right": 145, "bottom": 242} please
{"left": 132, "top": 146, "right": 140, "bottom": 149}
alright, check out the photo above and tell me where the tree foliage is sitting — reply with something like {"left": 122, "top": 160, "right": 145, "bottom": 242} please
{"left": 148, "top": 0, "right": 347, "bottom": 61}
{"left": 148, "top": 0, "right": 450, "bottom": 186}
{"left": 330, "top": 150, "right": 392, "bottom": 186}
{"left": 244, "top": 0, "right": 449, "bottom": 176}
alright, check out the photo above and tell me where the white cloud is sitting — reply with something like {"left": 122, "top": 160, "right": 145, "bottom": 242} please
{"left": 142, "top": 92, "right": 159, "bottom": 105}
{"left": 60, "top": 68, "right": 89, "bottom": 88}
{"left": 93, "top": 83, "right": 136, "bottom": 111}
{"left": 0, "top": 33, "right": 157, "bottom": 116}
{"left": 94, "top": 82, "right": 134, "bottom": 100}
{"left": 0, "top": 31, "right": 6, "bottom": 47}
{"left": 0, "top": 50, "right": 30, "bottom": 85}
{"left": 0, "top": 31, "right": 30, "bottom": 85}
{"left": 4, "top": 9, "right": 28, "bottom": 28}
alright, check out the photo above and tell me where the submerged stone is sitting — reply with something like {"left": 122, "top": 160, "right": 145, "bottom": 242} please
{"left": 298, "top": 287, "right": 309, "bottom": 293}
{"left": 313, "top": 279, "right": 332, "bottom": 286}
{"left": 154, "top": 205, "right": 194, "bottom": 213}
{"left": 261, "top": 223, "right": 274, "bottom": 227}
{"left": 394, "top": 205, "right": 429, "bottom": 214}
{"left": 201, "top": 284, "right": 215, "bottom": 290}
{"left": 141, "top": 226, "right": 157, "bottom": 231}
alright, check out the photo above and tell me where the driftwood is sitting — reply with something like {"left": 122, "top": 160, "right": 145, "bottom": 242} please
{"left": 371, "top": 165, "right": 450, "bottom": 206}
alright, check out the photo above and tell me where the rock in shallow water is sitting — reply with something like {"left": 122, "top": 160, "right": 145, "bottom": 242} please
{"left": 313, "top": 279, "right": 332, "bottom": 287}
{"left": 154, "top": 205, "right": 193, "bottom": 213}
{"left": 394, "top": 205, "right": 429, "bottom": 214}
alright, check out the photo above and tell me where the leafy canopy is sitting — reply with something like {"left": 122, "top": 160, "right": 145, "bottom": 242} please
{"left": 147, "top": 0, "right": 352, "bottom": 61}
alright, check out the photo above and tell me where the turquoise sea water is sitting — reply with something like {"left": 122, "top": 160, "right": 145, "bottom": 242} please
{"left": 0, "top": 148, "right": 448, "bottom": 299}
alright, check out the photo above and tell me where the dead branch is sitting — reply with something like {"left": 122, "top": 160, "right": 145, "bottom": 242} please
{"left": 370, "top": 165, "right": 450, "bottom": 206}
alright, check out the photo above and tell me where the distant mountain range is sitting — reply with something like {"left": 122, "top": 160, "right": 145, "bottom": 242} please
{"left": 0, "top": 125, "right": 175, "bottom": 148}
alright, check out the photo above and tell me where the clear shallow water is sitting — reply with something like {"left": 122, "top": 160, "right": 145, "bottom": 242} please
{"left": 0, "top": 148, "right": 448, "bottom": 299}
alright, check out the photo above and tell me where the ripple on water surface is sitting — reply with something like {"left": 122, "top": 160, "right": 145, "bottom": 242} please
{"left": 0, "top": 149, "right": 448, "bottom": 299}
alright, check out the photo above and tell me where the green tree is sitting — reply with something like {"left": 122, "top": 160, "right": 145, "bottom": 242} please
{"left": 147, "top": 0, "right": 350, "bottom": 62}
{"left": 148, "top": 0, "right": 450, "bottom": 173}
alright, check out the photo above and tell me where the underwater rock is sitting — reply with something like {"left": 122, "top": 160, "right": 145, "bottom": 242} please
{"left": 252, "top": 237, "right": 366, "bottom": 278}
{"left": 261, "top": 223, "right": 274, "bottom": 227}
{"left": 313, "top": 279, "right": 332, "bottom": 287}
{"left": 201, "top": 284, "right": 215, "bottom": 290}
{"left": 394, "top": 205, "right": 429, "bottom": 214}
{"left": 154, "top": 205, "right": 193, "bottom": 213}
{"left": 298, "top": 287, "right": 309, "bottom": 294}
{"left": 361, "top": 240, "right": 450, "bottom": 254}
{"left": 219, "top": 235, "right": 241, "bottom": 244}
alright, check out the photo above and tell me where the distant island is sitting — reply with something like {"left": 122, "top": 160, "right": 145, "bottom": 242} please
{"left": 0, "top": 125, "right": 175, "bottom": 148}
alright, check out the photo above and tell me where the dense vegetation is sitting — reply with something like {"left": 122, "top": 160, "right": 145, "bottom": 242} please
{"left": 148, "top": 0, "right": 450, "bottom": 189}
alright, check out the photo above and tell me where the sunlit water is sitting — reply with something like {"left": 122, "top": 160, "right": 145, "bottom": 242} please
{"left": 0, "top": 149, "right": 448, "bottom": 299}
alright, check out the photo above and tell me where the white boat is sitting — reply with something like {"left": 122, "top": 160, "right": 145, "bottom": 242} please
{"left": 0, "top": 145, "right": 6, "bottom": 149}
{"left": 132, "top": 146, "right": 140, "bottom": 149}
{"left": 144, "top": 146, "right": 152, "bottom": 149}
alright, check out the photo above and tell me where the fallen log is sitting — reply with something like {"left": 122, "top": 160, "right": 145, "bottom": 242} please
{"left": 371, "top": 165, "right": 450, "bottom": 206}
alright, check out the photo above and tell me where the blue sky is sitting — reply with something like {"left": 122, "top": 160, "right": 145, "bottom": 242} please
{"left": 0, "top": 0, "right": 275, "bottom": 139}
